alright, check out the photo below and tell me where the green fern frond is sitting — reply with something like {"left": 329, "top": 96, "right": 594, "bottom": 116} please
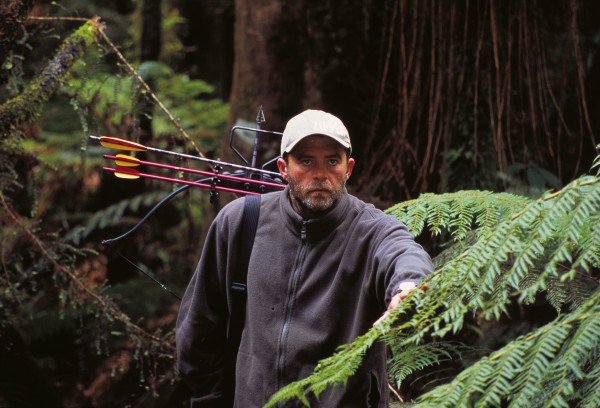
{"left": 66, "top": 190, "right": 170, "bottom": 244}
{"left": 385, "top": 333, "right": 469, "bottom": 388}
{"left": 541, "top": 274, "right": 596, "bottom": 312}
{"left": 506, "top": 323, "right": 572, "bottom": 407}
{"left": 578, "top": 363, "right": 600, "bottom": 408}
{"left": 264, "top": 172, "right": 599, "bottom": 407}
{"left": 430, "top": 231, "right": 478, "bottom": 269}
{"left": 386, "top": 190, "right": 532, "bottom": 239}
{"left": 518, "top": 178, "right": 599, "bottom": 302}
{"left": 540, "top": 312, "right": 600, "bottom": 407}
{"left": 412, "top": 289, "right": 600, "bottom": 408}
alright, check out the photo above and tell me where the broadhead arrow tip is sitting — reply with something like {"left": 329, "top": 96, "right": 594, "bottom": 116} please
{"left": 256, "top": 105, "right": 266, "bottom": 124}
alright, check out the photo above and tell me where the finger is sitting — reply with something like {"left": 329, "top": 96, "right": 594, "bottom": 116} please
{"left": 388, "top": 293, "right": 402, "bottom": 309}
{"left": 373, "top": 310, "right": 390, "bottom": 326}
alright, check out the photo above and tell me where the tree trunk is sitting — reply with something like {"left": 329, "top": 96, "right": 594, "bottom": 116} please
{"left": 224, "top": 0, "right": 306, "bottom": 166}
{"left": 225, "top": 0, "right": 388, "bottom": 200}
{"left": 136, "top": 0, "right": 162, "bottom": 145}
{"left": 178, "top": 0, "right": 234, "bottom": 99}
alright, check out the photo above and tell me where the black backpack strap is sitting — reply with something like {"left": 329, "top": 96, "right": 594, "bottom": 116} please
{"left": 223, "top": 194, "right": 261, "bottom": 406}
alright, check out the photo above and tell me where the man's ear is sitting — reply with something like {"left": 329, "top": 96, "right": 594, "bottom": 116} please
{"left": 346, "top": 157, "right": 355, "bottom": 180}
{"left": 277, "top": 157, "right": 289, "bottom": 181}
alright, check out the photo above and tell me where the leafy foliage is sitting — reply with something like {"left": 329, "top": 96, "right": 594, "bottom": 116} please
{"left": 65, "top": 190, "right": 173, "bottom": 244}
{"left": 2, "top": 2, "right": 599, "bottom": 407}
{"left": 1, "top": 14, "right": 224, "bottom": 407}
{"left": 265, "top": 155, "right": 600, "bottom": 407}
{"left": 0, "top": 19, "right": 100, "bottom": 135}
{"left": 61, "top": 58, "right": 228, "bottom": 153}
{"left": 385, "top": 335, "right": 469, "bottom": 390}
{"left": 387, "top": 191, "right": 532, "bottom": 240}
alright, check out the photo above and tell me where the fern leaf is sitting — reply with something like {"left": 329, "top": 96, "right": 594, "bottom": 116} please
{"left": 65, "top": 190, "right": 170, "bottom": 244}
{"left": 413, "top": 289, "right": 600, "bottom": 408}
{"left": 386, "top": 336, "right": 467, "bottom": 387}
{"left": 386, "top": 191, "right": 531, "bottom": 240}
{"left": 507, "top": 323, "right": 572, "bottom": 407}
{"left": 264, "top": 176, "right": 599, "bottom": 407}
{"left": 579, "top": 363, "right": 600, "bottom": 408}
{"left": 541, "top": 313, "right": 600, "bottom": 407}
{"left": 417, "top": 358, "right": 494, "bottom": 407}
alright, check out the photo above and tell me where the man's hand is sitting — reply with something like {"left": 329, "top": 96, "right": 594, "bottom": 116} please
{"left": 373, "top": 281, "right": 417, "bottom": 326}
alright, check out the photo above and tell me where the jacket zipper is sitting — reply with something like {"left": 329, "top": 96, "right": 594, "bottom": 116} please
{"left": 276, "top": 221, "right": 308, "bottom": 392}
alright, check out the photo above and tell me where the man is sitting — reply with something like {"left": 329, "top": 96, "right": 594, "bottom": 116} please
{"left": 176, "top": 110, "right": 433, "bottom": 407}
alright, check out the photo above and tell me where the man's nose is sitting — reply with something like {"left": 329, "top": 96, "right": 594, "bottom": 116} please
{"left": 312, "top": 162, "right": 328, "bottom": 179}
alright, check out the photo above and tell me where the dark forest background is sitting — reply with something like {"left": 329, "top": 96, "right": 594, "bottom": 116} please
{"left": 1, "top": 0, "right": 599, "bottom": 407}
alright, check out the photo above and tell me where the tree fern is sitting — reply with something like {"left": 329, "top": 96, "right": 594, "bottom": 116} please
{"left": 65, "top": 190, "right": 171, "bottom": 244}
{"left": 578, "top": 362, "right": 600, "bottom": 408}
{"left": 385, "top": 335, "right": 468, "bottom": 389}
{"left": 265, "top": 161, "right": 599, "bottom": 407}
{"left": 414, "top": 288, "right": 600, "bottom": 408}
{"left": 387, "top": 191, "right": 532, "bottom": 239}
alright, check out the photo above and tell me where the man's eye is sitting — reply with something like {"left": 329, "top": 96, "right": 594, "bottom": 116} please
{"left": 328, "top": 159, "right": 339, "bottom": 165}
{"left": 301, "top": 159, "right": 312, "bottom": 165}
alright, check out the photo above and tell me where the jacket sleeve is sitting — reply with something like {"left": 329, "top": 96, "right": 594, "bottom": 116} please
{"left": 371, "top": 214, "right": 434, "bottom": 306}
{"left": 175, "top": 208, "right": 234, "bottom": 404}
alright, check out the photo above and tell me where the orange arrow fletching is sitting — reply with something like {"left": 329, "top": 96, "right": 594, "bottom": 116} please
{"left": 99, "top": 136, "right": 146, "bottom": 152}
{"left": 113, "top": 166, "right": 141, "bottom": 179}
{"left": 114, "top": 154, "right": 140, "bottom": 167}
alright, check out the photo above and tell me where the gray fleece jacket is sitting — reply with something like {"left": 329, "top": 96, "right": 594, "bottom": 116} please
{"left": 176, "top": 187, "right": 433, "bottom": 407}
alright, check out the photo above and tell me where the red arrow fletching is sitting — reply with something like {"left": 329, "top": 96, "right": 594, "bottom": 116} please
{"left": 99, "top": 136, "right": 147, "bottom": 152}
{"left": 112, "top": 166, "right": 142, "bottom": 179}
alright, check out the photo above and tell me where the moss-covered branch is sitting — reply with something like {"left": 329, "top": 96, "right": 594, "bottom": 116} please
{"left": 0, "top": 18, "right": 100, "bottom": 137}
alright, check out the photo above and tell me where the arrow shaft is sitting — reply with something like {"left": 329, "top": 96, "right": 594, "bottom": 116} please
{"left": 91, "top": 135, "right": 282, "bottom": 178}
{"left": 103, "top": 167, "right": 261, "bottom": 196}
{"left": 104, "top": 155, "right": 285, "bottom": 190}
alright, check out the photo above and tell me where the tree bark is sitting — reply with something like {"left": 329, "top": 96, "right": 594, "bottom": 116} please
{"left": 136, "top": 0, "right": 162, "bottom": 145}
{"left": 178, "top": 0, "right": 234, "bottom": 99}
{"left": 224, "top": 0, "right": 306, "bottom": 165}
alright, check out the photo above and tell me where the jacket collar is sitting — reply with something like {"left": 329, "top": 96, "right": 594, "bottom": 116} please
{"left": 279, "top": 186, "right": 351, "bottom": 238}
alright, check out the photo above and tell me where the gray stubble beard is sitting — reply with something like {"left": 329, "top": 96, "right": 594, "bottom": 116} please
{"left": 287, "top": 177, "right": 347, "bottom": 218}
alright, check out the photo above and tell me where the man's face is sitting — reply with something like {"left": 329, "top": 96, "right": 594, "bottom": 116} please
{"left": 277, "top": 135, "right": 355, "bottom": 218}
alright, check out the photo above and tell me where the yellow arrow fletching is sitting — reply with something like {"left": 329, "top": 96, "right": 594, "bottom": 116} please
{"left": 99, "top": 136, "right": 146, "bottom": 152}
{"left": 113, "top": 166, "right": 141, "bottom": 179}
{"left": 114, "top": 154, "right": 140, "bottom": 167}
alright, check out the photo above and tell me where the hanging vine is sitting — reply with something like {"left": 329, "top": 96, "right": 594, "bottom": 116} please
{"left": 357, "top": 0, "right": 599, "bottom": 203}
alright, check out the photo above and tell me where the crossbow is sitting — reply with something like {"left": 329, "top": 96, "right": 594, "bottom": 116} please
{"left": 89, "top": 107, "right": 285, "bottom": 298}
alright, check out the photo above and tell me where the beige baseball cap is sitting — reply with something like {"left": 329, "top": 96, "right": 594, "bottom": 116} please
{"left": 280, "top": 110, "right": 352, "bottom": 155}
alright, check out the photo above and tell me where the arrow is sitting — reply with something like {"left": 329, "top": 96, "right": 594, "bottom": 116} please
{"left": 91, "top": 135, "right": 282, "bottom": 178}
{"left": 106, "top": 154, "right": 285, "bottom": 191}
{"left": 250, "top": 105, "right": 266, "bottom": 171}
{"left": 105, "top": 166, "right": 262, "bottom": 196}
